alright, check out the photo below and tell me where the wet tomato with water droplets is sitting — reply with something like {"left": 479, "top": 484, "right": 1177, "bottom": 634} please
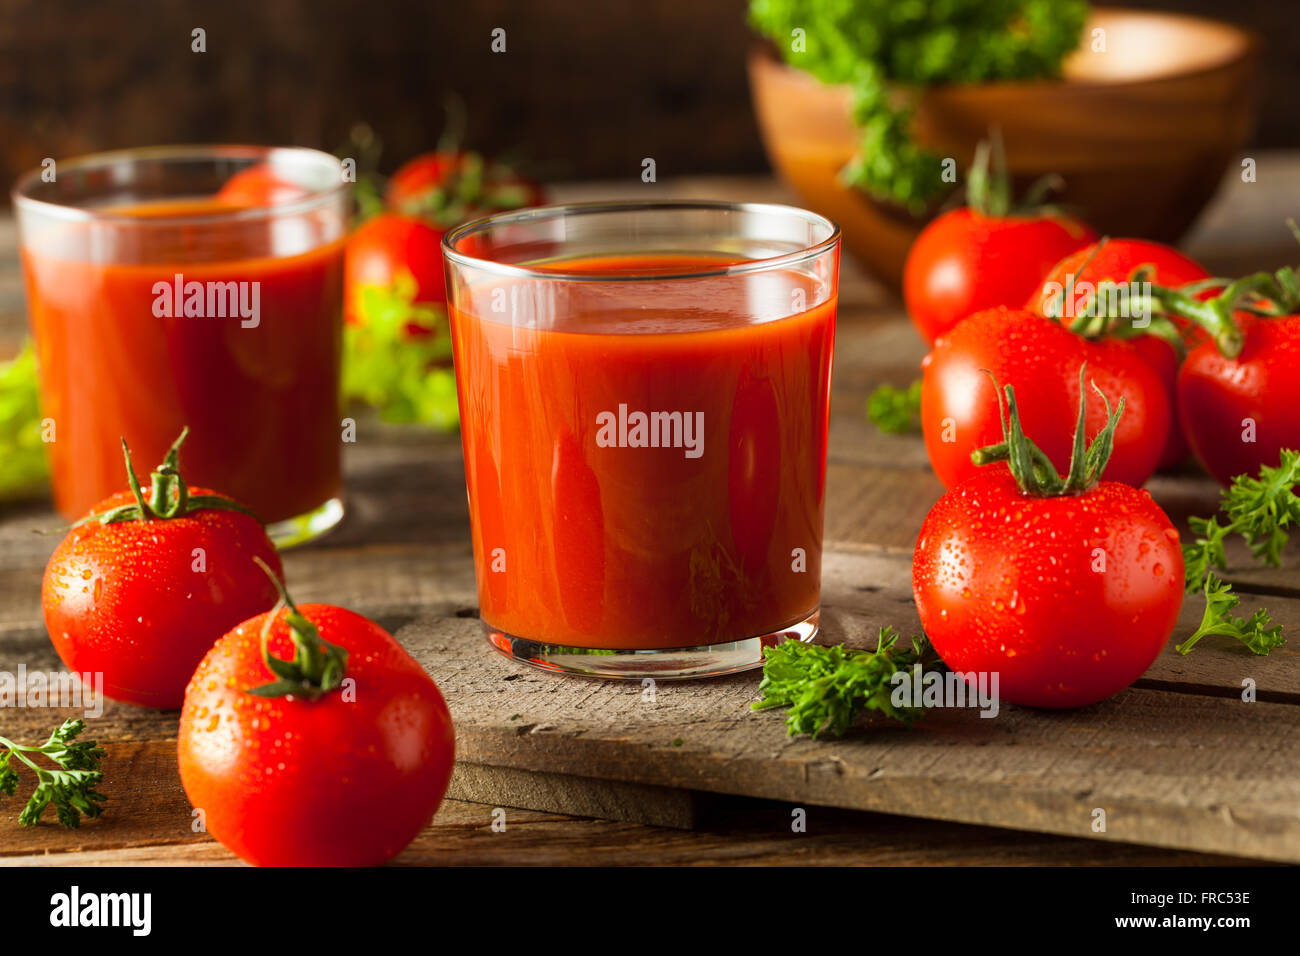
{"left": 921, "top": 307, "right": 1170, "bottom": 490}
{"left": 916, "top": 365, "right": 1184, "bottom": 708}
{"left": 1179, "top": 313, "right": 1300, "bottom": 485}
{"left": 913, "top": 469, "right": 1184, "bottom": 708}
{"left": 42, "top": 432, "right": 283, "bottom": 709}
{"left": 178, "top": 602, "right": 455, "bottom": 866}
{"left": 904, "top": 208, "right": 1096, "bottom": 344}
{"left": 1026, "top": 238, "right": 1214, "bottom": 469}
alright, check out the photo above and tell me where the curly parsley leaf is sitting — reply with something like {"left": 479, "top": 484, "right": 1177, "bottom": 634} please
{"left": 1183, "top": 514, "right": 1230, "bottom": 593}
{"left": 341, "top": 273, "right": 460, "bottom": 430}
{"left": 866, "top": 379, "right": 922, "bottom": 434}
{"left": 1176, "top": 574, "right": 1285, "bottom": 657}
{"left": 1182, "top": 450, "right": 1300, "bottom": 593}
{"left": 748, "top": 0, "right": 1088, "bottom": 211}
{"left": 1222, "top": 449, "right": 1300, "bottom": 566}
{"left": 0, "top": 719, "right": 107, "bottom": 829}
{"left": 753, "top": 627, "right": 930, "bottom": 738}
{"left": 0, "top": 341, "right": 50, "bottom": 500}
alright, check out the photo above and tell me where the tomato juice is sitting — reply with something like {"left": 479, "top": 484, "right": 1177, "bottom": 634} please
{"left": 449, "top": 252, "right": 837, "bottom": 651}
{"left": 20, "top": 185, "right": 346, "bottom": 527}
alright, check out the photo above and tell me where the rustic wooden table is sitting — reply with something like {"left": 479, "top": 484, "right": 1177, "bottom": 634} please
{"left": 2, "top": 164, "right": 1299, "bottom": 866}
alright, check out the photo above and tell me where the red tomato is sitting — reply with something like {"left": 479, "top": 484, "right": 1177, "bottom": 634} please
{"left": 346, "top": 153, "right": 541, "bottom": 336}
{"left": 178, "top": 599, "right": 455, "bottom": 866}
{"left": 214, "top": 165, "right": 312, "bottom": 207}
{"left": 344, "top": 212, "right": 447, "bottom": 327}
{"left": 913, "top": 468, "right": 1184, "bottom": 708}
{"left": 1027, "top": 238, "right": 1214, "bottom": 469}
{"left": 1179, "top": 314, "right": 1300, "bottom": 485}
{"left": 387, "top": 149, "right": 544, "bottom": 220}
{"left": 903, "top": 209, "right": 1095, "bottom": 344}
{"left": 1026, "top": 239, "right": 1210, "bottom": 320}
{"left": 41, "top": 434, "right": 281, "bottom": 708}
{"left": 920, "top": 307, "right": 1170, "bottom": 490}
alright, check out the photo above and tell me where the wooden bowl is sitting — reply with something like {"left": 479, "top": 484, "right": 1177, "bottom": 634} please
{"left": 748, "top": 8, "right": 1260, "bottom": 290}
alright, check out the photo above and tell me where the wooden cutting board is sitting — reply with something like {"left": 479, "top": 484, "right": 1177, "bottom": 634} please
{"left": 398, "top": 541, "right": 1300, "bottom": 862}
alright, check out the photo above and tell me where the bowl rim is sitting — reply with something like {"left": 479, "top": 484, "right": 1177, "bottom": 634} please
{"left": 748, "top": 7, "right": 1260, "bottom": 96}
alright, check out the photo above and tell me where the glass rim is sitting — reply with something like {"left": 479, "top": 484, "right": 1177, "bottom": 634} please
{"left": 441, "top": 199, "right": 841, "bottom": 282}
{"left": 10, "top": 144, "right": 348, "bottom": 226}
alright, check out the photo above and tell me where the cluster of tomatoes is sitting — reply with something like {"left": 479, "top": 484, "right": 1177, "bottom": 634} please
{"left": 220, "top": 146, "right": 543, "bottom": 334}
{"left": 900, "top": 170, "right": 1300, "bottom": 708}
{"left": 41, "top": 431, "right": 456, "bottom": 866}
{"left": 344, "top": 149, "right": 544, "bottom": 330}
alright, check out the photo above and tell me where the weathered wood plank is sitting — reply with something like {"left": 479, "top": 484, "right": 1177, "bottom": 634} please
{"left": 397, "top": 613, "right": 1300, "bottom": 862}
{"left": 0, "top": 739, "right": 1258, "bottom": 867}
{"left": 0, "top": 736, "right": 198, "bottom": 856}
{"left": 448, "top": 763, "right": 699, "bottom": 829}
{"left": 823, "top": 462, "right": 942, "bottom": 553}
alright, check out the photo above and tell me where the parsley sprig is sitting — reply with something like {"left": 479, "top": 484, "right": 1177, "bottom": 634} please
{"left": 341, "top": 274, "right": 460, "bottom": 430}
{"left": 1222, "top": 449, "right": 1300, "bottom": 567}
{"left": 748, "top": 0, "right": 1087, "bottom": 211}
{"left": 0, "top": 341, "right": 50, "bottom": 500}
{"left": 866, "top": 379, "right": 922, "bottom": 434}
{"left": 1184, "top": 514, "right": 1230, "bottom": 593}
{"left": 753, "top": 628, "right": 930, "bottom": 738}
{"left": 1178, "top": 450, "right": 1299, "bottom": 655}
{"left": 0, "top": 719, "right": 107, "bottom": 828}
{"left": 1183, "top": 450, "right": 1300, "bottom": 591}
{"left": 1176, "top": 574, "right": 1285, "bottom": 657}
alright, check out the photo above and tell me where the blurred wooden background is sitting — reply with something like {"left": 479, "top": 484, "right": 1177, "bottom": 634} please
{"left": 0, "top": 0, "right": 1295, "bottom": 194}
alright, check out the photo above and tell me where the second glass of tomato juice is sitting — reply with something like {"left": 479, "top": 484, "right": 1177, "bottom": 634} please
{"left": 14, "top": 146, "right": 348, "bottom": 544}
{"left": 443, "top": 201, "right": 840, "bottom": 678}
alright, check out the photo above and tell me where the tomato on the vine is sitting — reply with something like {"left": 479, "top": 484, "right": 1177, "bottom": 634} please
{"left": 345, "top": 152, "right": 543, "bottom": 333}
{"left": 344, "top": 212, "right": 447, "bottom": 329}
{"left": 913, "top": 368, "right": 1184, "bottom": 708}
{"left": 1027, "top": 238, "right": 1214, "bottom": 468}
{"left": 178, "top": 567, "right": 455, "bottom": 866}
{"left": 903, "top": 139, "right": 1095, "bottom": 344}
{"left": 905, "top": 212, "right": 1095, "bottom": 344}
{"left": 1162, "top": 252, "right": 1300, "bottom": 485}
{"left": 1180, "top": 314, "right": 1300, "bottom": 485}
{"left": 42, "top": 430, "right": 281, "bottom": 709}
{"left": 921, "top": 307, "right": 1170, "bottom": 490}
{"left": 387, "top": 149, "right": 544, "bottom": 217}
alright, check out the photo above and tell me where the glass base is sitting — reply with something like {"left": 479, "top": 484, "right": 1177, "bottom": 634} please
{"left": 266, "top": 495, "right": 345, "bottom": 549}
{"left": 483, "top": 607, "right": 819, "bottom": 680}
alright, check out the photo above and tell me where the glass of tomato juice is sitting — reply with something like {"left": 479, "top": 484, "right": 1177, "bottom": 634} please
{"left": 13, "top": 145, "right": 348, "bottom": 544}
{"left": 443, "top": 201, "right": 840, "bottom": 678}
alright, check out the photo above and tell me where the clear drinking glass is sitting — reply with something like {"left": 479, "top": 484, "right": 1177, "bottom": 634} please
{"left": 443, "top": 200, "right": 840, "bottom": 678}
{"left": 13, "top": 146, "right": 349, "bottom": 545}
